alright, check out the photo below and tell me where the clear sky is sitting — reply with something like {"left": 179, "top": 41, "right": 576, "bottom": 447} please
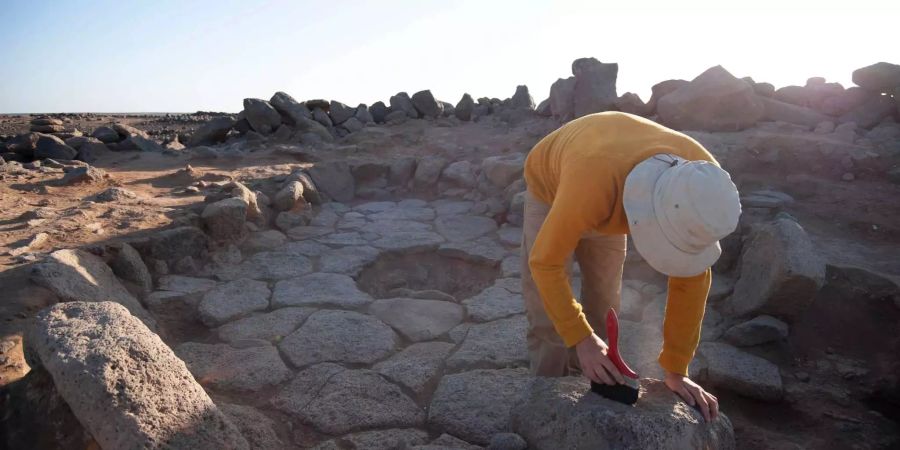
{"left": 0, "top": 0, "right": 896, "bottom": 113}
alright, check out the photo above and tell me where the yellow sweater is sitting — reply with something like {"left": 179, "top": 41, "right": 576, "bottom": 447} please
{"left": 524, "top": 112, "right": 716, "bottom": 376}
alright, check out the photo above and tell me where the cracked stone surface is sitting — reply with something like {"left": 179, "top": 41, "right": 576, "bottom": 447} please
{"left": 428, "top": 368, "right": 532, "bottom": 445}
{"left": 319, "top": 245, "right": 380, "bottom": 275}
{"left": 435, "top": 215, "right": 498, "bottom": 242}
{"left": 278, "top": 310, "right": 398, "bottom": 367}
{"left": 374, "top": 341, "right": 455, "bottom": 395}
{"left": 216, "top": 307, "right": 315, "bottom": 344}
{"left": 463, "top": 285, "right": 524, "bottom": 322}
{"left": 198, "top": 278, "right": 270, "bottom": 327}
{"left": 370, "top": 298, "right": 464, "bottom": 342}
{"left": 175, "top": 341, "right": 292, "bottom": 392}
{"left": 271, "top": 363, "right": 424, "bottom": 434}
{"left": 446, "top": 315, "right": 528, "bottom": 371}
{"left": 272, "top": 272, "right": 373, "bottom": 308}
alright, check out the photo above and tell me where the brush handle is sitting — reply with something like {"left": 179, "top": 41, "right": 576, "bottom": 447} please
{"left": 606, "top": 309, "right": 639, "bottom": 380}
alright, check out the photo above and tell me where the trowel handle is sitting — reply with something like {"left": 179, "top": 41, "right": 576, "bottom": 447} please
{"left": 606, "top": 309, "right": 639, "bottom": 379}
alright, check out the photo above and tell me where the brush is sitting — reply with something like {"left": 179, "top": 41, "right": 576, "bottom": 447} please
{"left": 590, "top": 308, "right": 641, "bottom": 405}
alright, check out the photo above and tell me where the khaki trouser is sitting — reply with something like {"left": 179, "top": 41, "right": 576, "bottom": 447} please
{"left": 521, "top": 191, "right": 627, "bottom": 377}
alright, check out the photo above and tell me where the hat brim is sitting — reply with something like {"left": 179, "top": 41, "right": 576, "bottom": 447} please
{"left": 623, "top": 155, "right": 721, "bottom": 277}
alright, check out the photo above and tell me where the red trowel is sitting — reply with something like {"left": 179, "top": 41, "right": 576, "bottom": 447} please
{"left": 590, "top": 308, "right": 641, "bottom": 404}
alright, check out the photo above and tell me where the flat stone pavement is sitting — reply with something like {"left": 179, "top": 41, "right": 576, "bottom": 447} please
{"left": 149, "top": 198, "right": 667, "bottom": 447}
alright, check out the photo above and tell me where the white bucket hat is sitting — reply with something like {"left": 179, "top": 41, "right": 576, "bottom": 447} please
{"left": 623, "top": 154, "right": 741, "bottom": 277}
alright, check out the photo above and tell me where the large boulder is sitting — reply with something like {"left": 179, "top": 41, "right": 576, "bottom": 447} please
{"left": 646, "top": 79, "right": 689, "bottom": 115}
{"left": 6, "top": 132, "right": 39, "bottom": 157}
{"left": 481, "top": 154, "right": 525, "bottom": 188}
{"left": 30, "top": 249, "right": 156, "bottom": 329}
{"left": 839, "top": 94, "right": 896, "bottom": 129}
{"left": 694, "top": 342, "right": 783, "bottom": 402}
{"left": 308, "top": 160, "right": 355, "bottom": 202}
{"left": 390, "top": 92, "right": 419, "bottom": 118}
{"left": 34, "top": 133, "right": 77, "bottom": 160}
{"left": 760, "top": 97, "right": 832, "bottom": 128}
{"left": 615, "top": 92, "right": 650, "bottom": 116}
{"left": 242, "top": 98, "right": 281, "bottom": 134}
{"left": 720, "top": 217, "right": 826, "bottom": 321}
{"left": 411, "top": 90, "right": 442, "bottom": 119}
{"left": 549, "top": 76, "right": 577, "bottom": 120}
{"left": 852, "top": 62, "right": 900, "bottom": 93}
{"left": 456, "top": 93, "right": 475, "bottom": 121}
{"left": 571, "top": 58, "right": 618, "bottom": 118}
{"left": 91, "top": 126, "right": 120, "bottom": 143}
{"left": 188, "top": 116, "right": 235, "bottom": 146}
{"left": 329, "top": 100, "right": 356, "bottom": 125}
{"left": 27, "top": 302, "right": 249, "bottom": 449}
{"left": 509, "top": 85, "right": 535, "bottom": 110}
{"left": 269, "top": 91, "right": 312, "bottom": 125}
{"left": 201, "top": 197, "right": 248, "bottom": 242}
{"left": 657, "top": 66, "right": 764, "bottom": 131}
{"left": 511, "top": 377, "right": 735, "bottom": 450}
{"left": 370, "top": 101, "right": 389, "bottom": 123}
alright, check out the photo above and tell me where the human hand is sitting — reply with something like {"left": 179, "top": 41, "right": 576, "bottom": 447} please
{"left": 575, "top": 333, "right": 625, "bottom": 386}
{"left": 664, "top": 371, "right": 719, "bottom": 422}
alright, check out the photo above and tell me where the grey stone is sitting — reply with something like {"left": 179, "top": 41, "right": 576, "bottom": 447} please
{"left": 139, "top": 226, "right": 209, "bottom": 265}
{"left": 28, "top": 302, "right": 248, "bottom": 450}
{"left": 488, "top": 433, "right": 527, "bottom": 450}
{"left": 225, "top": 251, "right": 313, "bottom": 281}
{"left": 119, "top": 135, "right": 164, "bottom": 152}
{"left": 216, "top": 307, "right": 314, "bottom": 344}
{"left": 369, "top": 101, "right": 390, "bottom": 123}
{"left": 273, "top": 181, "right": 305, "bottom": 211}
{"left": 329, "top": 100, "right": 356, "bottom": 124}
{"left": 106, "top": 242, "right": 153, "bottom": 293}
{"left": 721, "top": 217, "right": 825, "bottom": 321}
{"left": 415, "top": 156, "right": 449, "bottom": 188}
{"left": 511, "top": 377, "right": 735, "bottom": 450}
{"left": 463, "top": 285, "right": 524, "bottom": 322}
{"left": 355, "top": 104, "right": 374, "bottom": 123}
{"left": 447, "top": 316, "right": 528, "bottom": 371}
{"left": 852, "top": 62, "right": 900, "bottom": 93}
{"left": 497, "top": 227, "right": 522, "bottom": 247}
{"left": 278, "top": 310, "right": 397, "bottom": 367}
{"left": 370, "top": 205, "right": 435, "bottom": 222}
{"left": 59, "top": 166, "right": 106, "bottom": 184}
{"left": 433, "top": 199, "right": 474, "bottom": 216}
{"left": 270, "top": 91, "right": 313, "bottom": 125}
{"left": 839, "top": 94, "right": 896, "bottom": 129}
{"left": 390, "top": 92, "right": 419, "bottom": 118}
{"left": 374, "top": 231, "right": 445, "bottom": 252}
{"left": 313, "top": 429, "right": 429, "bottom": 450}
{"left": 501, "top": 255, "right": 521, "bottom": 278}
{"left": 657, "top": 65, "right": 764, "bottom": 131}
{"left": 412, "top": 90, "right": 443, "bottom": 118}
{"left": 572, "top": 58, "right": 618, "bottom": 117}
{"left": 91, "top": 126, "right": 120, "bottom": 143}
{"left": 760, "top": 97, "right": 831, "bottom": 128}
{"left": 241, "top": 229, "right": 287, "bottom": 252}
{"left": 220, "top": 403, "right": 284, "bottom": 450}
{"left": 435, "top": 215, "right": 498, "bottom": 242}
{"left": 481, "top": 154, "right": 525, "bottom": 189}
{"left": 243, "top": 98, "right": 282, "bottom": 134}
{"left": 157, "top": 275, "right": 217, "bottom": 293}
{"left": 272, "top": 272, "right": 372, "bottom": 308}
{"left": 202, "top": 197, "right": 248, "bottom": 242}
{"left": 197, "top": 278, "right": 269, "bottom": 326}
{"left": 188, "top": 116, "right": 235, "bottom": 146}
{"left": 34, "top": 133, "right": 77, "bottom": 160}
{"left": 374, "top": 341, "right": 455, "bottom": 395}
{"left": 308, "top": 160, "right": 355, "bottom": 202}
{"left": 421, "top": 433, "right": 483, "bottom": 450}
{"left": 723, "top": 315, "right": 789, "bottom": 347}
{"left": 509, "top": 85, "right": 535, "bottom": 110}
{"left": 315, "top": 231, "right": 369, "bottom": 246}
{"left": 439, "top": 237, "right": 507, "bottom": 266}
{"left": 370, "top": 298, "right": 465, "bottom": 342}
{"left": 455, "top": 93, "right": 475, "bottom": 121}
{"left": 341, "top": 116, "right": 364, "bottom": 133}
{"left": 175, "top": 342, "right": 291, "bottom": 391}
{"left": 428, "top": 368, "right": 532, "bottom": 445}
{"left": 94, "top": 186, "right": 138, "bottom": 202}
{"left": 442, "top": 160, "right": 478, "bottom": 188}
{"left": 272, "top": 364, "right": 424, "bottom": 434}
{"left": 112, "top": 123, "right": 149, "bottom": 139}
{"left": 549, "top": 76, "right": 576, "bottom": 119}
{"left": 696, "top": 342, "right": 783, "bottom": 402}
{"left": 30, "top": 249, "right": 156, "bottom": 329}
{"left": 320, "top": 245, "right": 380, "bottom": 275}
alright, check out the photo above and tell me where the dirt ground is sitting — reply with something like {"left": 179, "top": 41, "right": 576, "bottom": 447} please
{"left": 1, "top": 112, "right": 899, "bottom": 449}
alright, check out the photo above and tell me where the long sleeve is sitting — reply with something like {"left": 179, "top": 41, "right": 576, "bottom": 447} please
{"left": 658, "top": 268, "right": 712, "bottom": 375}
{"left": 527, "top": 163, "right": 617, "bottom": 347}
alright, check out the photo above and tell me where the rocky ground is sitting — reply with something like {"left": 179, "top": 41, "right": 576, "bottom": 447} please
{"left": 1, "top": 59, "right": 899, "bottom": 449}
